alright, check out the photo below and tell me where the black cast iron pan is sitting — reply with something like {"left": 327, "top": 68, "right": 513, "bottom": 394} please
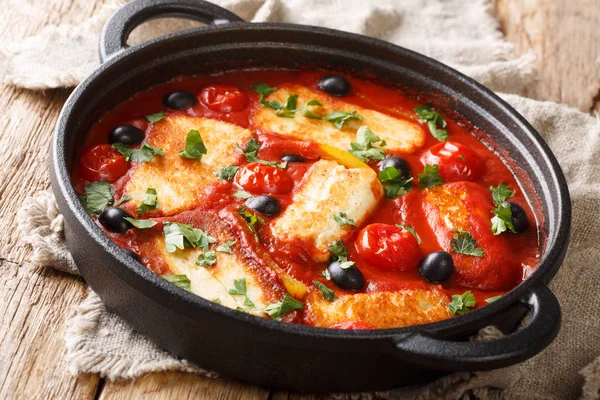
{"left": 50, "top": 0, "right": 571, "bottom": 393}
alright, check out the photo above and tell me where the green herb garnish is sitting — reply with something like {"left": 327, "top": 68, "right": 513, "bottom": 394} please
{"left": 448, "top": 291, "right": 476, "bottom": 315}
{"left": 490, "top": 183, "right": 514, "bottom": 206}
{"left": 299, "top": 99, "right": 324, "bottom": 119}
{"left": 136, "top": 188, "right": 158, "bottom": 217}
{"left": 214, "top": 165, "right": 239, "bottom": 181}
{"left": 251, "top": 83, "right": 277, "bottom": 97}
{"left": 145, "top": 112, "right": 165, "bottom": 123}
{"left": 264, "top": 294, "right": 304, "bottom": 321}
{"left": 216, "top": 240, "right": 236, "bottom": 254}
{"left": 81, "top": 181, "right": 114, "bottom": 215}
{"left": 323, "top": 110, "right": 363, "bottom": 129}
{"left": 348, "top": 126, "right": 386, "bottom": 162}
{"left": 162, "top": 274, "right": 191, "bottom": 291}
{"left": 237, "top": 207, "right": 264, "bottom": 236}
{"left": 112, "top": 142, "right": 164, "bottom": 162}
{"left": 396, "top": 224, "right": 421, "bottom": 244}
{"left": 451, "top": 231, "right": 484, "bottom": 257}
{"left": 123, "top": 217, "right": 157, "bottom": 229}
{"left": 313, "top": 280, "right": 337, "bottom": 302}
{"left": 485, "top": 295, "right": 502, "bottom": 303}
{"left": 163, "top": 222, "right": 216, "bottom": 253}
{"left": 380, "top": 167, "right": 413, "bottom": 198}
{"left": 179, "top": 129, "right": 207, "bottom": 160}
{"left": 114, "top": 194, "right": 131, "bottom": 207}
{"left": 196, "top": 250, "right": 217, "bottom": 267}
{"left": 328, "top": 240, "right": 355, "bottom": 269}
{"left": 418, "top": 164, "right": 444, "bottom": 189}
{"left": 414, "top": 105, "right": 448, "bottom": 141}
{"left": 235, "top": 138, "right": 287, "bottom": 169}
{"left": 333, "top": 212, "right": 356, "bottom": 227}
{"left": 489, "top": 183, "right": 516, "bottom": 235}
{"left": 233, "top": 190, "right": 253, "bottom": 199}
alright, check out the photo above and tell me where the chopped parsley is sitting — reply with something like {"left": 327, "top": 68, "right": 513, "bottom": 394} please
{"left": 235, "top": 138, "right": 287, "bottom": 169}
{"left": 145, "top": 112, "right": 165, "bottom": 123}
{"left": 264, "top": 294, "right": 304, "bottom": 321}
{"left": 485, "top": 295, "right": 502, "bottom": 303}
{"left": 414, "top": 105, "right": 448, "bottom": 141}
{"left": 251, "top": 83, "right": 277, "bottom": 97}
{"left": 313, "top": 280, "right": 337, "bottom": 302}
{"left": 212, "top": 298, "right": 222, "bottom": 304}
{"left": 214, "top": 165, "right": 239, "bottom": 181}
{"left": 418, "top": 164, "right": 444, "bottom": 189}
{"left": 380, "top": 166, "right": 413, "bottom": 198}
{"left": 179, "top": 129, "right": 207, "bottom": 160}
{"left": 163, "top": 222, "right": 216, "bottom": 253}
{"left": 113, "top": 194, "right": 131, "bottom": 207}
{"left": 196, "top": 250, "right": 217, "bottom": 267}
{"left": 228, "top": 278, "right": 257, "bottom": 311}
{"left": 333, "top": 212, "right": 356, "bottom": 227}
{"left": 323, "top": 110, "right": 363, "bottom": 129}
{"left": 237, "top": 206, "right": 264, "bottom": 235}
{"left": 328, "top": 240, "right": 355, "bottom": 269}
{"left": 123, "top": 217, "right": 157, "bottom": 229}
{"left": 299, "top": 99, "right": 324, "bottom": 119}
{"left": 81, "top": 181, "right": 114, "bottom": 215}
{"left": 348, "top": 126, "right": 386, "bottom": 162}
{"left": 136, "top": 188, "right": 158, "bottom": 217}
{"left": 396, "top": 224, "right": 421, "bottom": 244}
{"left": 112, "top": 142, "right": 164, "bottom": 162}
{"left": 233, "top": 190, "right": 253, "bottom": 199}
{"left": 448, "top": 291, "right": 476, "bottom": 315}
{"left": 489, "top": 183, "right": 516, "bottom": 235}
{"left": 216, "top": 240, "right": 236, "bottom": 254}
{"left": 162, "top": 274, "right": 191, "bottom": 291}
{"left": 451, "top": 231, "right": 484, "bottom": 257}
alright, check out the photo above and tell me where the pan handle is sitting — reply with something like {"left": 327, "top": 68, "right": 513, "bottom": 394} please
{"left": 100, "top": 0, "right": 245, "bottom": 63}
{"left": 393, "top": 285, "right": 561, "bottom": 371}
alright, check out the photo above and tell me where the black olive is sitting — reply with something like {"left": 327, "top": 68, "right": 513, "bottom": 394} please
{"left": 281, "top": 155, "right": 305, "bottom": 163}
{"left": 108, "top": 125, "right": 145, "bottom": 145}
{"left": 380, "top": 156, "right": 410, "bottom": 179}
{"left": 508, "top": 201, "right": 530, "bottom": 233}
{"left": 419, "top": 251, "right": 454, "bottom": 283}
{"left": 163, "top": 91, "right": 197, "bottom": 110}
{"left": 245, "top": 195, "right": 280, "bottom": 217}
{"left": 122, "top": 248, "right": 142, "bottom": 263}
{"left": 327, "top": 260, "right": 365, "bottom": 291}
{"left": 318, "top": 75, "right": 351, "bottom": 97}
{"left": 99, "top": 207, "right": 134, "bottom": 233}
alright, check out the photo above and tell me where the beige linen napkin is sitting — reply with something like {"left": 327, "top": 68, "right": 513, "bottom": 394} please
{"left": 9, "top": 0, "right": 600, "bottom": 399}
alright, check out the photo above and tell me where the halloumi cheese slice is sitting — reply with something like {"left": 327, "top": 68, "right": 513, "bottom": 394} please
{"left": 303, "top": 288, "right": 452, "bottom": 328}
{"left": 123, "top": 116, "right": 252, "bottom": 216}
{"left": 251, "top": 84, "right": 425, "bottom": 153}
{"left": 269, "top": 159, "right": 383, "bottom": 262}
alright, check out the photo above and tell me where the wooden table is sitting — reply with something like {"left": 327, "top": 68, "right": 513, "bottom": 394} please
{"left": 1, "top": 1, "right": 598, "bottom": 398}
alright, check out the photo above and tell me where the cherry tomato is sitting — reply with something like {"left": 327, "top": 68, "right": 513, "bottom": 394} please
{"left": 332, "top": 321, "right": 375, "bottom": 330}
{"left": 200, "top": 85, "right": 248, "bottom": 113}
{"left": 234, "top": 163, "right": 293, "bottom": 194}
{"left": 355, "top": 223, "right": 421, "bottom": 271}
{"left": 78, "top": 144, "right": 129, "bottom": 182}
{"left": 420, "top": 141, "right": 484, "bottom": 182}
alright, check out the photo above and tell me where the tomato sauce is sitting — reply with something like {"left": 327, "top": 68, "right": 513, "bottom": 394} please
{"left": 73, "top": 69, "right": 540, "bottom": 323}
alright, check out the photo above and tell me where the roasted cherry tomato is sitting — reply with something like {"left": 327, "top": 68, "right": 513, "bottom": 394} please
{"left": 356, "top": 223, "right": 421, "bottom": 271}
{"left": 332, "top": 321, "right": 375, "bottom": 330}
{"left": 200, "top": 85, "right": 248, "bottom": 113}
{"left": 78, "top": 144, "right": 129, "bottom": 182}
{"left": 420, "top": 141, "right": 484, "bottom": 182}
{"left": 234, "top": 163, "right": 293, "bottom": 194}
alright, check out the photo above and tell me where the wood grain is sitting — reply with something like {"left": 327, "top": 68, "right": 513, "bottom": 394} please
{"left": 0, "top": 0, "right": 598, "bottom": 399}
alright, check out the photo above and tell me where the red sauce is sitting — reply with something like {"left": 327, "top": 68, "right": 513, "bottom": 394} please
{"left": 73, "top": 69, "right": 540, "bottom": 324}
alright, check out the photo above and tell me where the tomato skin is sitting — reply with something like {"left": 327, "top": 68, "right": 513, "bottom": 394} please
{"left": 421, "top": 141, "right": 484, "bottom": 182}
{"left": 332, "top": 321, "right": 375, "bottom": 330}
{"left": 78, "top": 144, "right": 129, "bottom": 182}
{"left": 234, "top": 163, "right": 293, "bottom": 194}
{"left": 200, "top": 85, "right": 248, "bottom": 112}
{"left": 356, "top": 223, "right": 421, "bottom": 271}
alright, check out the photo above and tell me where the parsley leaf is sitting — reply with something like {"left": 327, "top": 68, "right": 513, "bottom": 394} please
{"left": 214, "top": 165, "right": 239, "bottom": 181}
{"left": 379, "top": 167, "right": 413, "bottom": 198}
{"left": 485, "top": 295, "right": 502, "bottom": 303}
{"left": 179, "top": 129, "right": 207, "bottom": 160}
{"left": 145, "top": 112, "right": 165, "bottom": 123}
{"left": 396, "top": 224, "right": 421, "bottom": 244}
{"left": 123, "top": 217, "right": 157, "bottom": 229}
{"left": 313, "top": 280, "right": 337, "bottom": 302}
{"left": 264, "top": 294, "right": 304, "bottom": 321}
{"left": 163, "top": 222, "right": 217, "bottom": 253}
{"left": 82, "top": 181, "right": 114, "bottom": 215}
{"left": 251, "top": 83, "right": 277, "bottom": 97}
{"left": 448, "top": 291, "right": 476, "bottom": 315}
{"left": 274, "top": 94, "right": 299, "bottom": 118}
{"left": 237, "top": 207, "right": 264, "bottom": 236}
{"left": 196, "top": 250, "right": 217, "bottom": 267}
{"left": 213, "top": 298, "right": 222, "bottom": 304}
{"left": 348, "top": 126, "right": 386, "bottom": 162}
{"left": 324, "top": 110, "right": 363, "bottom": 129}
{"left": 228, "top": 278, "right": 247, "bottom": 296}
{"left": 162, "top": 274, "right": 191, "bottom": 291}
{"left": 451, "top": 231, "right": 484, "bottom": 257}
{"left": 216, "top": 240, "right": 236, "bottom": 254}
{"left": 112, "top": 142, "right": 164, "bottom": 162}
{"left": 328, "top": 239, "right": 349, "bottom": 261}
{"left": 418, "top": 164, "right": 444, "bottom": 189}
{"left": 233, "top": 190, "right": 253, "bottom": 199}
{"left": 333, "top": 212, "right": 355, "bottom": 227}
{"left": 114, "top": 194, "right": 131, "bottom": 207}
{"left": 491, "top": 202, "right": 516, "bottom": 235}
{"left": 300, "top": 99, "right": 324, "bottom": 119}
{"left": 414, "top": 105, "right": 448, "bottom": 141}
{"left": 136, "top": 188, "right": 158, "bottom": 217}
{"left": 236, "top": 138, "right": 287, "bottom": 169}
{"left": 490, "top": 183, "right": 514, "bottom": 206}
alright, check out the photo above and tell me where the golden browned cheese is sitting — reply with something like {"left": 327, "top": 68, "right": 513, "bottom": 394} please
{"left": 251, "top": 84, "right": 425, "bottom": 153}
{"left": 303, "top": 289, "right": 452, "bottom": 328}
{"left": 124, "top": 116, "right": 252, "bottom": 216}
{"left": 269, "top": 159, "right": 383, "bottom": 262}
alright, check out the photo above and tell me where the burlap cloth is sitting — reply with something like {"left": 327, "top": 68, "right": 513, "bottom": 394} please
{"left": 7, "top": 0, "right": 600, "bottom": 398}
